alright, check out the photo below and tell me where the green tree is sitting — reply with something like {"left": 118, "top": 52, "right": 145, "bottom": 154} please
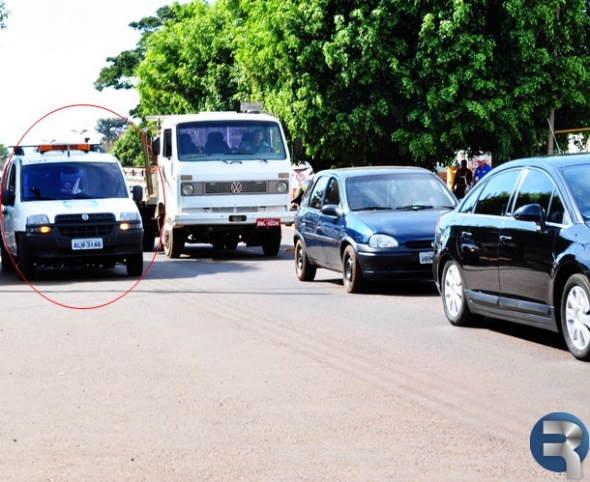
{"left": 96, "top": 117, "right": 128, "bottom": 149}
{"left": 135, "top": 1, "right": 245, "bottom": 116}
{"left": 0, "top": 2, "right": 8, "bottom": 29}
{"left": 111, "top": 124, "right": 146, "bottom": 167}
{"left": 97, "top": 0, "right": 590, "bottom": 170}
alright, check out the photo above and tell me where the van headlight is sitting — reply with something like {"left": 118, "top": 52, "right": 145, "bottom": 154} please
{"left": 369, "top": 234, "right": 398, "bottom": 248}
{"left": 121, "top": 211, "right": 141, "bottom": 222}
{"left": 27, "top": 214, "right": 50, "bottom": 225}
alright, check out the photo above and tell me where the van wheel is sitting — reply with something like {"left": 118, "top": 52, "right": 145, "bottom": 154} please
{"left": 126, "top": 253, "right": 144, "bottom": 277}
{"left": 17, "top": 239, "right": 35, "bottom": 281}
{"left": 262, "top": 227, "right": 281, "bottom": 256}
{"left": 164, "top": 227, "right": 184, "bottom": 259}
{"left": 561, "top": 274, "right": 590, "bottom": 361}
{"left": 1, "top": 242, "right": 15, "bottom": 273}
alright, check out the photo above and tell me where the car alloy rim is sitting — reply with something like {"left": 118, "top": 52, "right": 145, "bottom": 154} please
{"left": 565, "top": 285, "right": 590, "bottom": 351}
{"left": 444, "top": 264, "right": 463, "bottom": 318}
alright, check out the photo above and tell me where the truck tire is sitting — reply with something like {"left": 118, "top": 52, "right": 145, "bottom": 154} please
{"left": 1, "top": 242, "right": 16, "bottom": 273}
{"left": 262, "top": 227, "right": 281, "bottom": 256}
{"left": 142, "top": 227, "right": 157, "bottom": 252}
{"left": 164, "top": 227, "right": 185, "bottom": 259}
{"left": 17, "top": 238, "right": 35, "bottom": 281}
{"left": 126, "top": 252, "right": 144, "bottom": 277}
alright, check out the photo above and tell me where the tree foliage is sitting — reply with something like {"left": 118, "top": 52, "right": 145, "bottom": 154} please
{"left": 95, "top": 117, "right": 128, "bottom": 148}
{"left": 111, "top": 124, "right": 146, "bottom": 167}
{"left": 0, "top": 2, "right": 7, "bottom": 29}
{"left": 98, "top": 0, "right": 590, "bottom": 170}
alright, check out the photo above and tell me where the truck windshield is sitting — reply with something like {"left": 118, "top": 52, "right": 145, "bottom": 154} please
{"left": 21, "top": 162, "right": 129, "bottom": 201}
{"left": 176, "top": 121, "right": 287, "bottom": 161}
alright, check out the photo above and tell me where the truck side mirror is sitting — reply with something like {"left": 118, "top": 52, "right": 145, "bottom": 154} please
{"left": 293, "top": 137, "right": 303, "bottom": 158}
{"left": 151, "top": 137, "right": 161, "bottom": 156}
{"left": 132, "top": 185, "right": 143, "bottom": 203}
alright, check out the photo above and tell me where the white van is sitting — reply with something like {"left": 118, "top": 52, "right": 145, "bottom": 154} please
{"left": 0, "top": 143, "right": 144, "bottom": 279}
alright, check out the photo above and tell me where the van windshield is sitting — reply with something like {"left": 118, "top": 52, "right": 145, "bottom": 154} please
{"left": 176, "top": 121, "right": 287, "bottom": 161}
{"left": 21, "top": 162, "right": 129, "bottom": 201}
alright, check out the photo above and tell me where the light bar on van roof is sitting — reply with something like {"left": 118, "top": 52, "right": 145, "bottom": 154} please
{"left": 38, "top": 143, "right": 91, "bottom": 153}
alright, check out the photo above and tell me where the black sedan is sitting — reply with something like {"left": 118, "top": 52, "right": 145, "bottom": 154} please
{"left": 294, "top": 166, "right": 457, "bottom": 293}
{"left": 432, "top": 153, "right": 590, "bottom": 361}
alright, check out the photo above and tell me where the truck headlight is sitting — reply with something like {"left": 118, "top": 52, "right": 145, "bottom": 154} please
{"left": 121, "top": 211, "right": 141, "bottom": 222}
{"left": 181, "top": 183, "right": 194, "bottom": 196}
{"left": 276, "top": 181, "right": 288, "bottom": 193}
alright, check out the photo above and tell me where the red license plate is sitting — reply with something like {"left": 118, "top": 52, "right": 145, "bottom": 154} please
{"left": 256, "top": 218, "right": 280, "bottom": 227}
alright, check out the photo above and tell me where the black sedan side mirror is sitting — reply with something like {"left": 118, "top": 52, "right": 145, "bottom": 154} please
{"left": 514, "top": 203, "right": 546, "bottom": 232}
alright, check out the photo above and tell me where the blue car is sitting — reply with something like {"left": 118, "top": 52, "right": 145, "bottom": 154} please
{"left": 293, "top": 166, "right": 457, "bottom": 293}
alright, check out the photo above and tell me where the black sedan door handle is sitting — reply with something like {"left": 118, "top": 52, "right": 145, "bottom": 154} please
{"left": 499, "top": 234, "right": 512, "bottom": 244}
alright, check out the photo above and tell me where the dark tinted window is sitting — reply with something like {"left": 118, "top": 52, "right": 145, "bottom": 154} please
{"left": 564, "top": 164, "right": 590, "bottom": 220}
{"left": 324, "top": 178, "right": 340, "bottom": 205}
{"left": 473, "top": 169, "right": 521, "bottom": 216}
{"left": 513, "top": 168, "right": 565, "bottom": 223}
{"left": 308, "top": 176, "right": 329, "bottom": 210}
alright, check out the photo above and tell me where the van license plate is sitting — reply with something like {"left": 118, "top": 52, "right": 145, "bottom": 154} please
{"left": 72, "top": 238, "right": 103, "bottom": 250}
{"left": 419, "top": 251, "right": 434, "bottom": 264}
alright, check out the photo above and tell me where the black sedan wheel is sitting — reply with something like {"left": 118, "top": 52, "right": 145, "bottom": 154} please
{"left": 295, "top": 239, "right": 316, "bottom": 281}
{"left": 561, "top": 274, "right": 590, "bottom": 361}
{"left": 441, "top": 260, "right": 476, "bottom": 326}
{"left": 342, "top": 245, "right": 365, "bottom": 294}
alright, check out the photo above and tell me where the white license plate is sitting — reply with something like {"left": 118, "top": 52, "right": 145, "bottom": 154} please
{"left": 419, "top": 251, "right": 434, "bottom": 264}
{"left": 72, "top": 238, "right": 103, "bottom": 250}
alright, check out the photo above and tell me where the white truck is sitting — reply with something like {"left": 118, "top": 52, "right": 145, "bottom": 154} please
{"left": 126, "top": 111, "right": 296, "bottom": 257}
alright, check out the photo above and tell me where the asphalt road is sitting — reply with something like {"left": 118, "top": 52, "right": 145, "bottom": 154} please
{"left": 0, "top": 228, "right": 588, "bottom": 481}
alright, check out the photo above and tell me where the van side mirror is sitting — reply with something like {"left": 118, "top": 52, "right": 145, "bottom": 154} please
{"left": 1, "top": 188, "right": 14, "bottom": 207}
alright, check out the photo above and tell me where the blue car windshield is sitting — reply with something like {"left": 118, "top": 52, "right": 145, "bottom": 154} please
{"left": 21, "top": 162, "right": 129, "bottom": 201}
{"left": 345, "top": 172, "right": 456, "bottom": 211}
{"left": 176, "top": 121, "right": 287, "bottom": 161}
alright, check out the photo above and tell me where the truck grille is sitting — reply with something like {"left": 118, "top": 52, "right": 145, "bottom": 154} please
{"left": 55, "top": 213, "right": 116, "bottom": 238}
{"left": 203, "top": 181, "right": 268, "bottom": 195}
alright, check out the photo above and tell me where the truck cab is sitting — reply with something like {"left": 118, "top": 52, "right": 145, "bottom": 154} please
{"left": 137, "top": 111, "right": 296, "bottom": 257}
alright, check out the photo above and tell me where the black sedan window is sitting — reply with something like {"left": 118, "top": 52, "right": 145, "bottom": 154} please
{"left": 472, "top": 169, "right": 521, "bottom": 216}
{"left": 564, "top": 165, "right": 590, "bottom": 220}
{"left": 513, "top": 169, "right": 565, "bottom": 223}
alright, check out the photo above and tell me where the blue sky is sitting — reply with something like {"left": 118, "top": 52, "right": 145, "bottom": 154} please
{"left": 0, "top": 0, "right": 177, "bottom": 146}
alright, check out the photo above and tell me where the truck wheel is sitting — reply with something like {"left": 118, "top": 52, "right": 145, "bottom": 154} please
{"left": 17, "top": 238, "right": 35, "bottom": 281}
{"left": 1, "top": 242, "right": 16, "bottom": 273}
{"left": 164, "top": 227, "right": 185, "bottom": 259}
{"left": 142, "top": 227, "right": 156, "bottom": 252}
{"left": 126, "top": 253, "right": 144, "bottom": 277}
{"left": 262, "top": 227, "right": 281, "bottom": 256}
